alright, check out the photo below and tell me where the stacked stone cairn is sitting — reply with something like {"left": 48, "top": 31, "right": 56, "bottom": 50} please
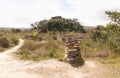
{"left": 62, "top": 34, "right": 84, "bottom": 67}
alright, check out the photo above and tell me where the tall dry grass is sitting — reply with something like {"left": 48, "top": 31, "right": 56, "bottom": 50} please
{"left": 16, "top": 40, "right": 64, "bottom": 61}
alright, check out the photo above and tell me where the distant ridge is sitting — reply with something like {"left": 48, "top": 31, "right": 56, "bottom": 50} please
{"left": 84, "top": 26, "right": 96, "bottom": 30}
{"left": 0, "top": 27, "right": 30, "bottom": 30}
{"left": 0, "top": 26, "right": 96, "bottom": 30}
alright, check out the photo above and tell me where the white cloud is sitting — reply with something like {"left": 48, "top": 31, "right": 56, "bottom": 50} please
{"left": 0, "top": 0, "right": 63, "bottom": 28}
{"left": 66, "top": 0, "right": 120, "bottom": 26}
{"left": 0, "top": 0, "right": 120, "bottom": 28}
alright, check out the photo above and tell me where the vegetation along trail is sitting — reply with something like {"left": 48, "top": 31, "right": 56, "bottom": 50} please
{"left": 0, "top": 39, "right": 115, "bottom": 78}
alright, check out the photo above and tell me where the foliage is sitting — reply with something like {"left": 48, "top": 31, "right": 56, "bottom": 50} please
{"left": 105, "top": 11, "right": 120, "bottom": 26}
{"left": 96, "top": 25, "right": 105, "bottom": 30}
{"left": 31, "top": 16, "right": 86, "bottom": 33}
{"left": 11, "top": 35, "right": 19, "bottom": 45}
{"left": 31, "top": 31, "right": 39, "bottom": 40}
{"left": 12, "top": 29, "right": 21, "bottom": 33}
{"left": 87, "top": 24, "right": 120, "bottom": 54}
{"left": 89, "top": 30, "right": 108, "bottom": 43}
{"left": 81, "top": 11, "right": 120, "bottom": 57}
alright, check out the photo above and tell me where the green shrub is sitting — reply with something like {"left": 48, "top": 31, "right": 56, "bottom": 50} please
{"left": 32, "top": 31, "right": 39, "bottom": 40}
{"left": 12, "top": 29, "right": 21, "bottom": 33}
{"left": 0, "top": 37, "right": 11, "bottom": 48}
{"left": 11, "top": 35, "right": 19, "bottom": 45}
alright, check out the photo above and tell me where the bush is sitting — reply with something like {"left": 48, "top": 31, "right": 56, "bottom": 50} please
{"left": 32, "top": 16, "right": 85, "bottom": 33}
{"left": 12, "top": 29, "right": 21, "bottom": 33}
{"left": 0, "top": 37, "right": 11, "bottom": 48}
{"left": 31, "top": 31, "right": 39, "bottom": 40}
{"left": 11, "top": 35, "right": 19, "bottom": 45}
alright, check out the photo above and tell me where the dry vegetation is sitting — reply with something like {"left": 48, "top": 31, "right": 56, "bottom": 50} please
{"left": 16, "top": 39, "right": 64, "bottom": 61}
{"left": 0, "top": 30, "right": 19, "bottom": 52}
{"left": 0, "top": 12, "right": 120, "bottom": 77}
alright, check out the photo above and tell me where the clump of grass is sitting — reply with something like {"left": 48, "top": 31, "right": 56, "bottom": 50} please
{"left": 16, "top": 40, "right": 64, "bottom": 61}
{"left": 99, "top": 53, "right": 120, "bottom": 64}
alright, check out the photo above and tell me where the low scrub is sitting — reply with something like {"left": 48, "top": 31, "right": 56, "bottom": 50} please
{"left": 0, "top": 30, "right": 20, "bottom": 52}
{"left": 0, "top": 37, "right": 11, "bottom": 48}
{"left": 11, "top": 35, "right": 19, "bottom": 45}
{"left": 16, "top": 40, "right": 64, "bottom": 61}
{"left": 80, "top": 38, "right": 111, "bottom": 58}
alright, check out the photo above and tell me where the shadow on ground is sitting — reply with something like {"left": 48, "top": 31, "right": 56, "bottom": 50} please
{"left": 58, "top": 57, "right": 84, "bottom": 67}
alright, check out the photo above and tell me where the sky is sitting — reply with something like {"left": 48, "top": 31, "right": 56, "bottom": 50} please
{"left": 0, "top": 0, "right": 120, "bottom": 28}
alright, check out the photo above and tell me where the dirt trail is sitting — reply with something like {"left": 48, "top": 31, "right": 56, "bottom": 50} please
{"left": 0, "top": 39, "right": 112, "bottom": 78}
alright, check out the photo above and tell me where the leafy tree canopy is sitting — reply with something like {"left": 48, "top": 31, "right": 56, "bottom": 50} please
{"left": 105, "top": 11, "right": 120, "bottom": 26}
{"left": 31, "top": 16, "right": 85, "bottom": 33}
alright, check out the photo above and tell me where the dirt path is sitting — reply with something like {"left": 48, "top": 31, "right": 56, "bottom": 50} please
{"left": 0, "top": 39, "right": 114, "bottom": 78}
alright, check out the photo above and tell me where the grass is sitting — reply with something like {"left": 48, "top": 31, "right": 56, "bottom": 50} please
{"left": 16, "top": 39, "right": 64, "bottom": 61}
{"left": 99, "top": 57, "right": 120, "bottom": 64}
{"left": 80, "top": 39, "right": 111, "bottom": 58}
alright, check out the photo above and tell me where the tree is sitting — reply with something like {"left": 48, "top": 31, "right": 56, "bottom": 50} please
{"left": 31, "top": 16, "right": 85, "bottom": 33}
{"left": 105, "top": 11, "right": 120, "bottom": 53}
{"left": 96, "top": 25, "right": 105, "bottom": 30}
{"left": 105, "top": 11, "right": 120, "bottom": 26}
{"left": 31, "top": 22, "right": 38, "bottom": 30}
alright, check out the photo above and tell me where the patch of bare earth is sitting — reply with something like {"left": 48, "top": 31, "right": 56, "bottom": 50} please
{"left": 0, "top": 39, "right": 119, "bottom": 78}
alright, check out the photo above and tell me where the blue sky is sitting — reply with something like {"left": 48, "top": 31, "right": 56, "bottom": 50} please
{"left": 57, "top": 0, "right": 73, "bottom": 12}
{"left": 0, "top": 0, "right": 120, "bottom": 28}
